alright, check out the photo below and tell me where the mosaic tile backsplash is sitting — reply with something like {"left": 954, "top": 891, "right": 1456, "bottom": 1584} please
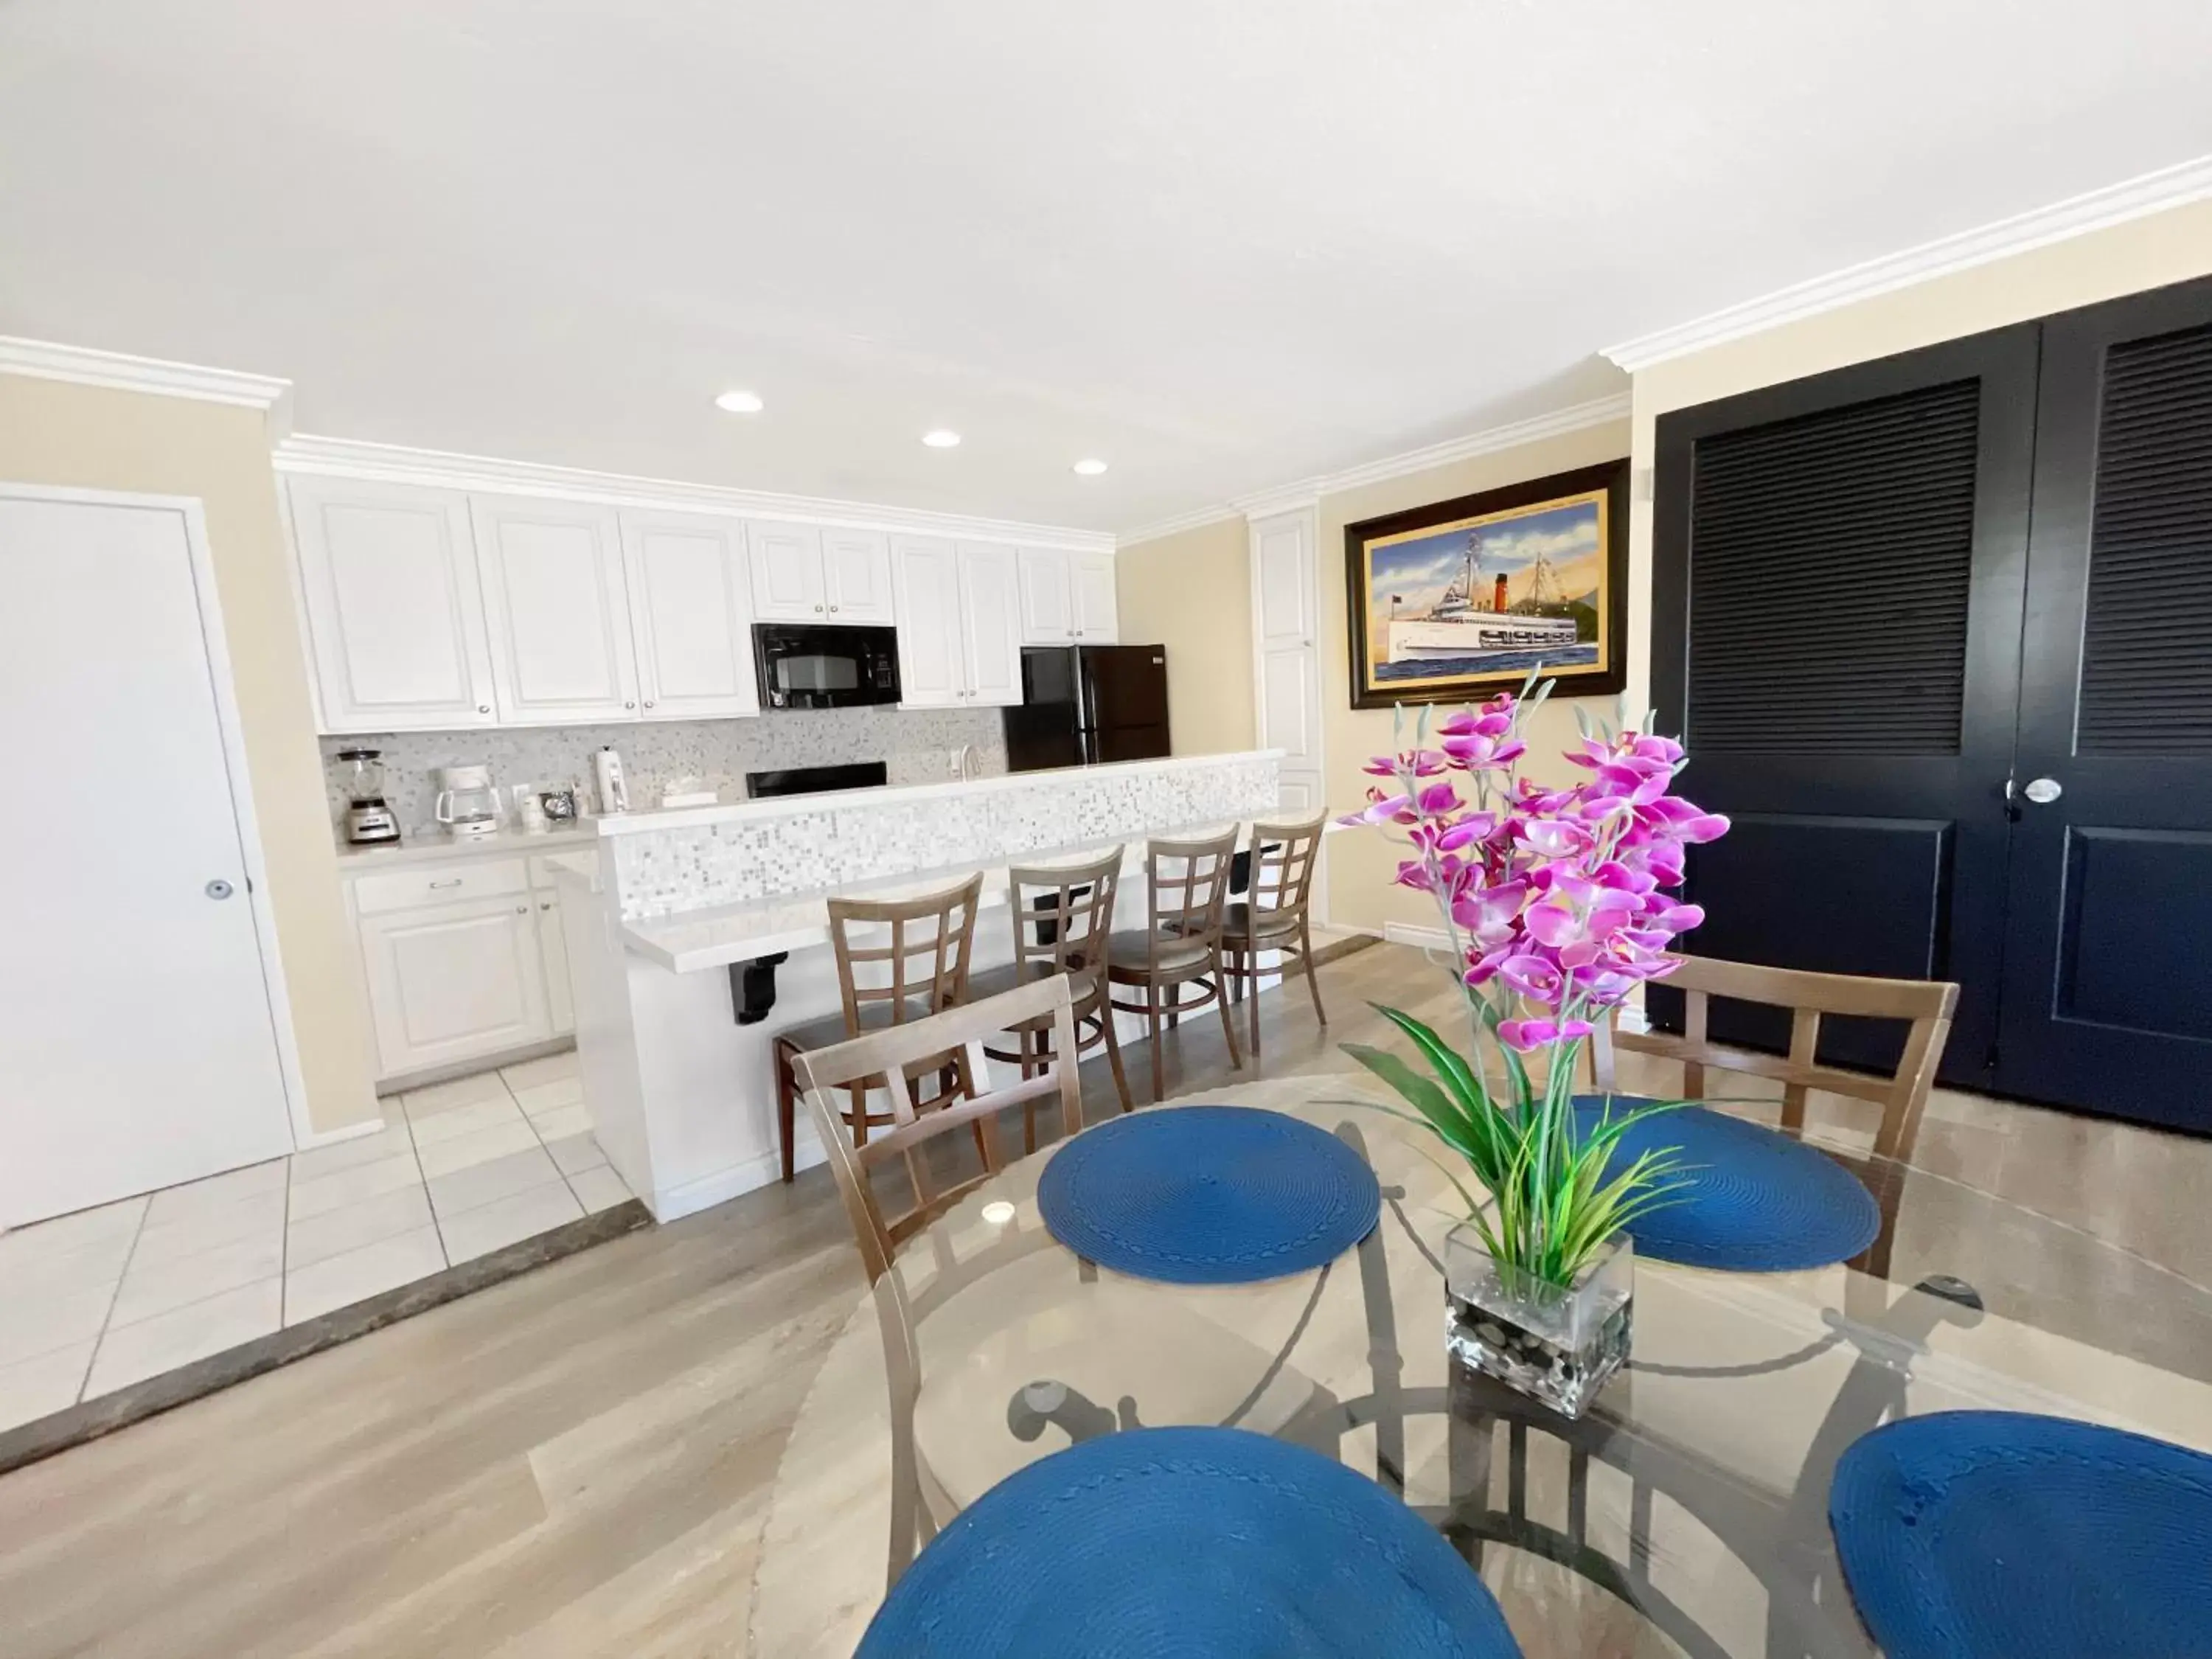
{"left": 320, "top": 707, "right": 1008, "bottom": 839}
{"left": 610, "top": 753, "right": 1284, "bottom": 920}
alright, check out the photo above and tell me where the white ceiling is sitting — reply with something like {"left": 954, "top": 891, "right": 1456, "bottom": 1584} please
{"left": 3, "top": 2, "right": 2210, "bottom": 535}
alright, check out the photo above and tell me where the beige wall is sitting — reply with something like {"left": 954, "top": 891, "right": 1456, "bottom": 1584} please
{"left": 1113, "top": 515, "right": 1256, "bottom": 757}
{"left": 1624, "top": 196, "right": 2212, "bottom": 720}
{"left": 1318, "top": 422, "right": 1634, "bottom": 933}
{"left": 1, "top": 375, "right": 380, "bottom": 1134}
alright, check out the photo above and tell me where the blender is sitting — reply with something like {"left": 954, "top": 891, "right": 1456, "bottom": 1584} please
{"left": 335, "top": 748, "right": 400, "bottom": 845}
{"left": 433, "top": 764, "right": 504, "bottom": 841}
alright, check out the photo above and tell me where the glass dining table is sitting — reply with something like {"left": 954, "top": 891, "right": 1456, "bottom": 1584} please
{"left": 747, "top": 1072, "right": 2212, "bottom": 1658}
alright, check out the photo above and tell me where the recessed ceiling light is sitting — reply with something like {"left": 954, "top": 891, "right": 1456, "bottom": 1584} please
{"left": 922, "top": 429, "right": 961, "bottom": 448}
{"left": 1072, "top": 459, "right": 1109, "bottom": 476}
{"left": 714, "top": 390, "right": 764, "bottom": 414}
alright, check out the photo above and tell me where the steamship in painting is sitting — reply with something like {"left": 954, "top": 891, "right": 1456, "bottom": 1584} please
{"left": 1385, "top": 529, "right": 1582, "bottom": 658}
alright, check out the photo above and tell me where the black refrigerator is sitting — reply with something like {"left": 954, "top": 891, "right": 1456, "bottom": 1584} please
{"left": 1004, "top": 645, "right": 1171, "bottom": 771}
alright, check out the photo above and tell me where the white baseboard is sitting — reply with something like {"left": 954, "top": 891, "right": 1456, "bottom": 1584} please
{"left": 293, "top": 1116, "right": 389, "bottom": 1152}
{"left": 650, "top": 1138, "right": 827, "bottom": 1222}
{"left": 1381, "top": 921, "right": 1453, "bottom": 952}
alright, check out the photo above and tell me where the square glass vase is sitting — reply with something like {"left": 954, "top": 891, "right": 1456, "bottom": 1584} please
{"left": 1444, "top": 1222, "right": 1633, "bottom": 1419}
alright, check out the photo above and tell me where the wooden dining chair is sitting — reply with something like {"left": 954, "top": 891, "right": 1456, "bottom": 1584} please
{"left": 1589, "top": 953, "right": 1961, "bottom": 1164}
{"left": 966, "top": 846, "right": 1134, "bottom": 1143}
{"left": 1105, "top": 827, "right": 1242, "bottom": 1102}
{"left": 796, "top": 975, "right": 1085, "bottom": 1586}
{"left": 771, "top": 872, "right": 984, "bottom": 1183}
{"left": 1220, "top": 811, "right": 1330, "bottom": 1057}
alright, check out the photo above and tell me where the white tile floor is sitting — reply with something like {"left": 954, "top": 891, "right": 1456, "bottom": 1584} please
{"left": 0, "top": 1049, "right": 633, "bottom": 1435}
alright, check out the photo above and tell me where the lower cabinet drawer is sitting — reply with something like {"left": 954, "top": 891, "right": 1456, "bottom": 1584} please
{"left": 354, "top": 857, "right": 529, "bottom": 917}
{"left": 358, "top": 894, "right": 552, "bottom": 1077}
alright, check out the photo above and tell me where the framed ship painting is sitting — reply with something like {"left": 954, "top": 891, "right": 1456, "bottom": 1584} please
{"left": 1343, "top": 458, "right": 1630, "bottom": 709}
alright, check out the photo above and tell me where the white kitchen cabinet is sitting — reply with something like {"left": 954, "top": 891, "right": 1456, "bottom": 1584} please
{"left": 358, "top": 892, "right": 552, "bottom": 1077}
{"left": 1018, "top": 548, "right": 1119, "bottom": 647}
{"left": 1018, "top": 547, "right": 1076, "bottom": 644}
{"left": 471, "top": 498, "right": 641, "bottom": 725}
{"left": 619, "top": 509, "right": 759, "bottom": 720}
{"left": 746, "top": 521, "right": 829, "bottom": 620}
{"left": 533, "top": 888, "right": 574, "bottom": 1036}
{"left": 1071, "top": 552, "right": 1120, "bottom": 643}
{"left": 822, "top": 529, "right": 896, "bottom": 623}
{"left": 890, "top": 535, "right": 967, "bottom": 707}
{"left": 958, "top": 541, "right": 1024, "bottom": 706}
{"left": 288, "top": 476, "right": 498, "bottom": 732}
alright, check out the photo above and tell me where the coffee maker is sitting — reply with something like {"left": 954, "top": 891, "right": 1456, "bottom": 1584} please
{"left": 335, "top": 748, "right": 400, "bottom": 845}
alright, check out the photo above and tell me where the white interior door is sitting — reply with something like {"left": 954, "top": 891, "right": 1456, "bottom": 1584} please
{"left": 0, "top": 492, "right": 294, "bottom": 1226}
{"left": 620, "top": 509, "right": 759, "bottom": 720}
{"left": 472, "top": 498, "right": 640, "bottom": 725}
{"left": 1251, "top": 509, "right": 1327, "bottom": 901}
{"left": 891, "top": 535, "right": 966, "bottom": 706}
{"left": 958, "top": 542, "right": 1025, "bottom": 706}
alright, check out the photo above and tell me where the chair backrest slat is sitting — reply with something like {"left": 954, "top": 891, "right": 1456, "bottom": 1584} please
{"left": 1246, "top": 812, "right": 1327, "bottom": 917}
{"left": 798, "top": 975, "right": 1085, "bottom": 1284}
{"left": 1594, "top": 953, "right": 1958, "bottom": 1164}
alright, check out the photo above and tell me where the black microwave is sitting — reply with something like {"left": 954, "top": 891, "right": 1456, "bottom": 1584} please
{"left": 753, "top": 623, "right": 902, "bottom": 709}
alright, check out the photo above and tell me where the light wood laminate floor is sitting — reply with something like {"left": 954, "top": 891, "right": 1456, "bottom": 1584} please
{"left": 1, "top": 943, "right": 2205, "bottom": 1658}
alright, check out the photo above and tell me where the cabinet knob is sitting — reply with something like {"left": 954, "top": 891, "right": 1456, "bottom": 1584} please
{"left": 829, "top": 604, "right": 839, "bottom": 613}
{"left": 813, "top": 603, "right": 824, "bottom": 613}
{"left": 515, "top": 904, "right": 529, "bottom": 915}
{"left": 540, "top": 900, "right": 553, "bottom": 911}
{"left": 624, "top": 700, "right": 636, "bottom": 709}
{"left": 478, "top": 704, "right": 492, "bottom": 714}
{"left": 643, "top": 699, "right": 655, "bottom": 709}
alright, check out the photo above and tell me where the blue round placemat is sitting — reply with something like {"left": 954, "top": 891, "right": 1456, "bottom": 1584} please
{"left": 856, "top": 1425, "right": 1523, "bottom": 1658}
{"left": 1571, "top": 1096, "right": 1879, "bottom": 1271}
{"left": 1037, "top": 1105, "right": 1381, "bottom": 1284}
{"left": 1829, "top": 1411, "right": 2212, "bottom": 1658}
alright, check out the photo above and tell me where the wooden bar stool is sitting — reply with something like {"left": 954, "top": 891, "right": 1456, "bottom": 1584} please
{"left": 773, "top": 872, "right": 984, "bottom": 1183}
{"left": 1105, "top": 827, "right": 1242, "bottom": 1102}
{"left": 965, "top": 846, "right": 1134, "bottom": 1146}
{"left": 1221, "top": 811, "right": 1329, "bottom": 1057}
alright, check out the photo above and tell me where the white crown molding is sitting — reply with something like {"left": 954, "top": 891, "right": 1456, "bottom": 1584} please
{"left": 1601, "top": 152, "right": 2212, "bottom": 373}
{"left": 1113, "top": 502, "right": 1246, "bottom": 547}
{"left": 1119, "top": 392, "right": 1630, "bottom": 546}
{"left": 273, "top": 433, "right": 1116, "bottom": 553}
{"left": 0, "top": 335, "right": 293, "bottom": 434}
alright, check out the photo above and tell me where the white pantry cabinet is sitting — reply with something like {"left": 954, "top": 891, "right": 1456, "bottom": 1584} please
{"left": 471, "top": 498, "right": 641, "bottom": 725}
{"left": 1017, "top": 547, "right": 1119, "bottom": 646}
{"left": 289, "top": 476, "right": 499, "bottom": 732}
{"left": 620, "top": 510, "right": 759, "bottom": 720}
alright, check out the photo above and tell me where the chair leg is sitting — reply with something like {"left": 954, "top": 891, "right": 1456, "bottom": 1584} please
{"left": 1247, "top": 947, "right": 1262, "bottom": 1057}
{"left": 1149, "top": 990, "right": 1164, "bottom": 1102}
{"left": 1098, "top": 1001, "right": 1134, "bottom": 1115}
{"left": 1300, "top": 916, "right": 1326, "bottom": 1026}
{"left": 1020, "top": 1027, "right": 1039, "bottom": 1155}
{"left": 850, "top": 1082, "right": 869, "bottom": 1150}
{"left": 776, "top": 1043, "right": 797, "bottom": 1183}
{"left": 1214, "top": 953, "right": 1243, "bottom": 1071}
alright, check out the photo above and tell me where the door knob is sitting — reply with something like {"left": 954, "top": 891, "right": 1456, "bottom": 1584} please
{"left": 204, "top": 879, "right": 234, "bottom": 900}
{"left": 2023, "top": 776, "right": 2063, "bottom": 805}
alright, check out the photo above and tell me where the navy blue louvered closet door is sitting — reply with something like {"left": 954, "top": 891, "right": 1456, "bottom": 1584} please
{"left": 1650, "top": 330, "right": 2038, "bottom": 1088}
{"left": 1997, "top": 280, "right": 2212, "bottom": 1131}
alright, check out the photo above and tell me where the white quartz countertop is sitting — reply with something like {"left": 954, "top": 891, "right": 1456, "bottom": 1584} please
{"left": 619, "top": 814, "right": 1341, "bottom": 973}
{"left": 333, "top": 821, "right": 599, "bottom": 867}
{"left": 622, "top": 828, "right": 1208, "bottom": 973}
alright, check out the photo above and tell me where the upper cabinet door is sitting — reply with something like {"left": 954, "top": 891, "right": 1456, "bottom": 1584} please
{"left": 288, "top": 476, "right": 498, "bottom": 732}
{"left": 619, "top": 509, "right": 759, "bottom": 720}
{"left": 890, "top": 535, "right": 967, "bottom": 706}
{"left": 822, "top": 529, "right": 896, "bottom": 623}
{"left": 470, "top": 498, "right": 640, "bottom": 725}
{"left": 959, "top": 542, "right": 1024, "bottom": 706}
{"left": 1071, "top": 552, "right": 1120, "bottom": 644}
{"left": 748, "top": 521, "right": 827, "bottom": 620}
{"left": 1018, "top": 548, "right": 1076, "bottom": 644}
